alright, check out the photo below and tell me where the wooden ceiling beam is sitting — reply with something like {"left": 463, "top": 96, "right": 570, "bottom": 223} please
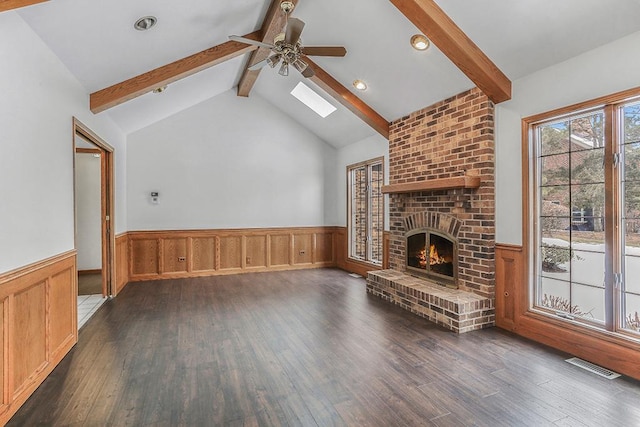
{"left": 89, "top": 30, "right": 262, "bottom": 114}
{"left": 236, "top": 0, "right": 299, "bottom": 97}
{"left": 0, "top": 0, "right": 48, "bottom": 12}
{"left": 389, "top": 0, "right": 511, "bottom": 104}
{"left": 306, "top": 58, "right": 389, "bottom": 139}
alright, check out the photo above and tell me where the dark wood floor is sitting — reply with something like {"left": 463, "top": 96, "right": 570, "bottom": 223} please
{"left": 9, "top": 269, "right": 640, "bottom": 426}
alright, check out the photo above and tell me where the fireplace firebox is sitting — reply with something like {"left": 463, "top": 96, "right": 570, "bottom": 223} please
{"left": 406, "top": 229, "right": 457, "bottom": 286}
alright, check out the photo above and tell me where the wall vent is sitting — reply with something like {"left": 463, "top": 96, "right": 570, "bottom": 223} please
{"left": 565, "top": 357, "right": 620, "bottom": 379}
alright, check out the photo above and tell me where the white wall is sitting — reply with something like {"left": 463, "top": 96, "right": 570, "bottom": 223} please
{"left": 332, "top": 134, "right": 389, "bottom": 228}
{"left": 75, "top": 153, "right": 102, "bottom": 270}
{"left": 126, "top": 90, "right": 336, "bottom": 230}
{"left": 495, "top": 30, "right": 640, "bottom": 245}
{"left": 0, "top": 12, "right": 126, "bottom": 273}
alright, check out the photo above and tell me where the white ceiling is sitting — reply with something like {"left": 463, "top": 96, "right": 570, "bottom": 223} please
{"left": 16, "top": 0, "right": 640, "bottom": 147}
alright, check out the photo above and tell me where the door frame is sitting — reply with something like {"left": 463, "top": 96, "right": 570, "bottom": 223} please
{"left": 72, "top": 118, "right": 115, "bottom": 296}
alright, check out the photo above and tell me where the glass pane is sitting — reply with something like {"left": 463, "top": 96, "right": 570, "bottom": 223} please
{"left": 369, "top": 162, "right": 384, "bottom": 264}
{"left": 571, "top": 283, "right": 605, "bottom": 323}
{"left": 624, "top": 183, "right": 640, "bottom": 219}
{"left": 540, "top": 121, "right": 570, "bottom": 156}
{"left": 623, "top": 293, "right": 640, "bottom": 333}
{"left": 570, "top": 113, "right": 604, "bottom": 150}
{"left": 571, "top": 250, "right": 604, "bottom": 287}
{"left": 539, "top": 277, "right": 571, "bottom": 309}
{"left": 540, "top": 245, "right": 571, "bottom": 282}
{"left": 350, "top": 167, "right": 367, "bottom": 260}
{"left": 623, "top": 103, "right": 640, "bottom": 145}
{"left": 571, "top": 148, "right": 604, "bottom": 184}
{"left": 624, "top": 254, "right": 640, "bottom": 294}
{"left": 540, "top": 154, "right": 569, "bottom": 186}
{"left": 571, "top": 183, "right": 604, "bottom": 232}
{"left": 624, "top": 142, "right": 640, "bottom": 183}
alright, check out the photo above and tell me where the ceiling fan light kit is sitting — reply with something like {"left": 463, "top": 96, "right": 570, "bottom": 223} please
{"left": 228, "top": 0, "right": 346, "bottom": 79}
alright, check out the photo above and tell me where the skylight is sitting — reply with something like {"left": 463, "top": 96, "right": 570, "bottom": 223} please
{"left": 290, "top": 82, "right": 336, "bottom": 118}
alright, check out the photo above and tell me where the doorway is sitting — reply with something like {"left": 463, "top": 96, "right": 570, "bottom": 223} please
{"left": 73, "top": 118, "right": 115, "bottom": 326}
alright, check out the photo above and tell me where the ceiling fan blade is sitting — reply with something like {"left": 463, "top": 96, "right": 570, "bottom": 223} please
{"left": 301, "top": 46, "right": 347, "bottom": 57}
{"left": 228, "top": 35, "right": 274, "bottom": 50}
{"left": 248, "top": 58, "right": 269, "bottom": 71}
{"left": 285, "top": 18, "right": 305, "bottom": 45}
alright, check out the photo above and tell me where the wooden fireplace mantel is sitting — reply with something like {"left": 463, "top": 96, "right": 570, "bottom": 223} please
{"left": 381, "top": 175, "right": 481, "bottom": 194}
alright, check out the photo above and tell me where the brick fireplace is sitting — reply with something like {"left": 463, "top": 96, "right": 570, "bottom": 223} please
{"left": 366, "top": 88, "right": 496, "bottom": 333}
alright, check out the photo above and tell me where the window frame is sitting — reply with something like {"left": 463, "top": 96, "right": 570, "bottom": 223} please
{"left": 524, "top": 89, "right": 640, "bottom": 343}
{"left": 347, "top": 157, "right": 384, "bottom": 266}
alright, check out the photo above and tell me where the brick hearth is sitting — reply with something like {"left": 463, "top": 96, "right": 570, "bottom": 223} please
{"left": 367, "top": 270, "right": 494, "bottom": 333}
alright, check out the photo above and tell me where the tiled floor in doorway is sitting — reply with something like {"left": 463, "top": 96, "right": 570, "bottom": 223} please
{"left": 77, "top": 294, "right": 107, "bottom": 329}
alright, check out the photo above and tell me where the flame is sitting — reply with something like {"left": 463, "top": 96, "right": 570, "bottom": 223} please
{"left": 415, "top": 244, "right": 449, "bottom": 268}
{"left": 417, "top": 248, "right": 427, "bottom": 268}
{"left": 429, "top": 244, "right": 447, "bottom": 265}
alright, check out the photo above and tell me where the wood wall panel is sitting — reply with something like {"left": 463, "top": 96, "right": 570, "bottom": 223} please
{"left": 0, "top": 251, "right": 77, "bottom": 424}
{"left": 48, "top": 268, "right": 75, "bottom": 358}
{"left": 293, "top": 234, "right": 313, "bottom": 265}
{"left": 270, "top": 234, "right": 291, "bottom": 267}
{"left": 219, "top": 236, "right": 242, "bottom": 270}
{"left": 315, "top": 233, "right": 334, "bottom": 264}
{"left": 131, "top": 239, "right": 158, "bottom": 276}
{"left": 245, "top": 235, "right": 267, "bottom": 268}
{"left": 13, "top": 282, "right": 47, "bottom": 396}
{"left": 127, "top": 227, "right": 345, "bottom": 281}
{"left": 192, "top": 237, "right": 216, "bottom": 272}
{"left": 162, "top": 238, "right": 188, "bottom": 273}
{"left": 495, "top": 244, "right": 522, "bottom": 330}
{"left": 115, "top": 234, "right": 129, "bottom": 295}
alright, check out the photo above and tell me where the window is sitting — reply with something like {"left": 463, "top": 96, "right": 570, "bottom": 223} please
{"left": 529, "top": 94, "right": 640, "bottom": 338}
{"left": 348, "top": 158, "right": 384, "bottom": 265}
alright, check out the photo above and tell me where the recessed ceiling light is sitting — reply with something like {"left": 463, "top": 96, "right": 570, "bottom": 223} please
{"left": 410, "top": 34, "right": 430, "bottom": 51}
{"left": 290, "top": 82, "right": 336, "bottom": 118}
{"left": 353, "top": 80, "right": 367, "bottom": 91}
{"left": 152, "top": 85, "right": 167, "bottom": 94}
{"left": 134, "top": 16, "right": 157, "bottom": 31}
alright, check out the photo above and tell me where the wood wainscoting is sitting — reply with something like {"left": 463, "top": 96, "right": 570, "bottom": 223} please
{"left": 126, "top": 227, "right": 341, "bottom": 282}
{"left": 0, "top": 251, "right": 77, "bottom": 425}
{"left": 114, "top": 233, "right": 129, "bottom": 295}
{"left": 495, "top": 243, "right": 640, "bottom": 380}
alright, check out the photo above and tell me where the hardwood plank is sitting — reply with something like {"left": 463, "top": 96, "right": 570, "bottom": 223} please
{"left": 89, "top": 31, "right": 262, "bottom": 113}
{"left": 389, "top": 0, "right": 511, "bottom": 104}
{"left": 7, "top": 269, "right": 640, "bottom": 426}
{"left": 237, "top": 0, "right": 299, "bottom": 97}
{"left": 0, "top": 0, "right": 47, "bottom": 12}
{"left": 306, "top": 58, "right": 390, "bottom": 139}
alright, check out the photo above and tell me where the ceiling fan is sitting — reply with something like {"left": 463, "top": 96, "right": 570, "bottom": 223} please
{"left": 229, "top": 0, "right": 346, "bottom": 78}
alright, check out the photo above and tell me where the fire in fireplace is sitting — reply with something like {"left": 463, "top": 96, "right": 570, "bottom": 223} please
{"left": 406, "top": 230, "right": 457, "bottom": 285}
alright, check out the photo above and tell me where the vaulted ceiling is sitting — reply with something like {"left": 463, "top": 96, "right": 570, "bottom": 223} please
{"left": 10, "top": 0, "right": 640, "bottom": 147}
